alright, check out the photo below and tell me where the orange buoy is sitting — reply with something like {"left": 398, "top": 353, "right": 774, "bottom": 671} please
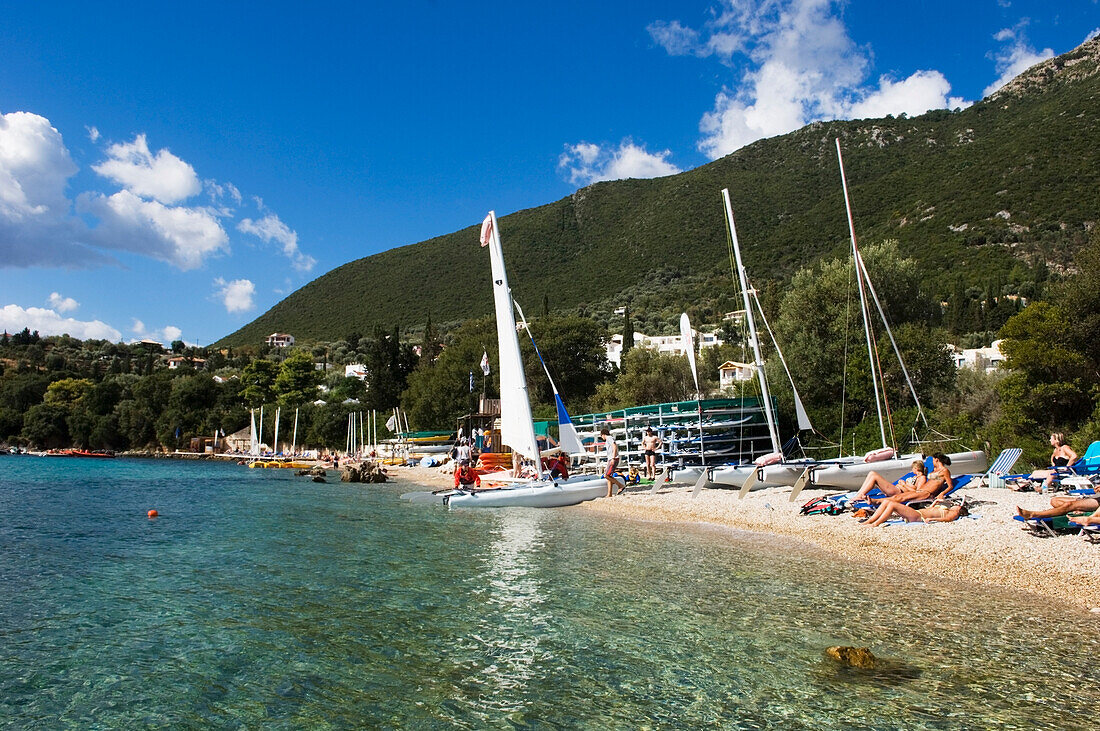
{"left": 147, "top": 509, "right": 158, "bottom": 518}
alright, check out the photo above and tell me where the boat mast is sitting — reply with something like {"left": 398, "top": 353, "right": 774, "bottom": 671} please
{"left": 722, "top": 189, "right": 782, "bottom": 453}
{"left": 835, "top": 139, "right": 888, "bottom": 450}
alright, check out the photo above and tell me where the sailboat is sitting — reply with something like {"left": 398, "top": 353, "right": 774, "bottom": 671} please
{"left": 805, "top": 140, "right": 986, "bottom": 489}
{"left": 702, "top": 188, "right": 816, "bottom": 491}
{"left": 443, "top": 211, "right": 608, "bottom": 508}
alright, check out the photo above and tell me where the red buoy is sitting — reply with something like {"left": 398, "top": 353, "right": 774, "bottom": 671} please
{"left": 147, "top": 509, "right": 158, "bottom": 518}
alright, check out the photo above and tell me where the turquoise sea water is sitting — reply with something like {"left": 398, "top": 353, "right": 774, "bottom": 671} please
{"left": 1, "top": 457, "right": 1098, "bottom": 729}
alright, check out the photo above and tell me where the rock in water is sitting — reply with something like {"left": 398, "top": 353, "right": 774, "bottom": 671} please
{"left": 825, "top": 646, "right": 877, "bottom": 669}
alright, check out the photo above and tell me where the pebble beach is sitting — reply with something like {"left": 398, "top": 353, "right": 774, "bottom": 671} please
{"left": 393, "top": 463, "right": 1100, "bottom": 612}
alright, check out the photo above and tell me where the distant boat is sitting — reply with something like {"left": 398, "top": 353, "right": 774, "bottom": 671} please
{"left": 44, "top": 449, "right": 115, "bottom": 458}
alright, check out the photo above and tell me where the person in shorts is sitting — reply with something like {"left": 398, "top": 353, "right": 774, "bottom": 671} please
{"left": 601, "top": 427, "right": 622, "bottom": 497}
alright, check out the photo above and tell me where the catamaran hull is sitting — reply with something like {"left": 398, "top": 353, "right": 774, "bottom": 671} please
{"left": 708, "top": 463, "right": 807, "bottom": 489}
{"left": 809, "top": 450, "right": 988, "bottom": 489}
{"left": 444, "top": 477, "right": 607, "bottom": 508}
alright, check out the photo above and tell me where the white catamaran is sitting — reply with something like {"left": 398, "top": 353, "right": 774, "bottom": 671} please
{"left": 804, "top": 139, "right": 985, "bottom": 489}
{"left": 443, "top": 211, "right": 608, "bottom": 508}
{"left": 702, "top": 188, "right": 816, "bottom": 493}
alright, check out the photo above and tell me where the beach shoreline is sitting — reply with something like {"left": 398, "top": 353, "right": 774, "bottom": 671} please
{"left": 391, "top": 463, "right": 1100, "bottom": 612}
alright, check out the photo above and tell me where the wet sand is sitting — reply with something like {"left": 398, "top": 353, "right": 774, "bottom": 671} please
{"left": 391, "top": 463, "right": 1100, "bottom": 611}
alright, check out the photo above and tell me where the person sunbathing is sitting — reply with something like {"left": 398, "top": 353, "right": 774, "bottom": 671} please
{"left": 861, "top": 497, "right": 968, "bottom": 527}
{"left": 1070, "top": 513, "right": 1100, "bottom": 526}
{"left": 869, "top": 453, "right": 953, "bottom": 505}
{"left": 1016, "top": 494, "right": 1099, "bottom": 520}
{"left": 851, "top": 460, "right": 927, "bottom": 502}
{"left": 1013, "top": 433, "right": 1080, "bottom": 493}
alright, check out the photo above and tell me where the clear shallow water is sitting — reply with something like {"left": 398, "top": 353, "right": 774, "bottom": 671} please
{"left": 1, "top": 457, "right": 1097, "bottom": 729}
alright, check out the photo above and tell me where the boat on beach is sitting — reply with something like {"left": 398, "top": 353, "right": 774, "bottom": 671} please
{"left": 440, "top": 211, "right": 607, "bottom": 509}
{"left": 44, "top": 448, "right": 116, "bottom": 458}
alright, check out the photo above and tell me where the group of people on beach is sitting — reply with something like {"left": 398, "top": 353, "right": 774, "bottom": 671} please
{"left": 851, "top": 453, "right": 969, "bottom": 527}
{"left": 1015, "top": 433, "right": 1099, "bottom": 526}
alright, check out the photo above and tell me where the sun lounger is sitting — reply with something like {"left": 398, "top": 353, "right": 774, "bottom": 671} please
{"left": 1080, "top": 523, "right": 1100, "bottom": 544}
{"left": 1006, "top": 442, "right": 1100, "bottom": 492}
{"left": 1013, "top": 512, "right": 1093, "bottom": 537}
{"left": 982, "top": 448, "right": 1022, "bottom": 488}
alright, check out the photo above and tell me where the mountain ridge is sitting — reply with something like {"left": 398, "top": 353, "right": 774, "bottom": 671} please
{"left": 216, "top": 36, "right": 1100, "bottom": 347}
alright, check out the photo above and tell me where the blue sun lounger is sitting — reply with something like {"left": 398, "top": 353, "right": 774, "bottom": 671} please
{"left": 1013, "top": 513, "right": 1090, "bottom": 537}
{"left": 838, "top": 464, "right": 971, "bottom": 513}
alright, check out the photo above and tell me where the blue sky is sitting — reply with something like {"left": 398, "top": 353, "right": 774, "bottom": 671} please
{"left": 1, "top": 0, "right": 1097, "bottom": 345}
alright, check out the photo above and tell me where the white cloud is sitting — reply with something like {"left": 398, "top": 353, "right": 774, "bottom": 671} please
{"left": 0, "top": 111, "right": 77, "bottom": 221}
{"left": 205, "top": 179, "right": 242, "bottom": 208}
{"left": 130, "top": 318, "right": 183, "bottom": 344}
{"left": 92, "top": 134, "right": 201, "bottom": 204}
{"left": 237, "top": 214, "right": 315, "bottom": 271}
{"left": 0, "top": 111, "right": 108, "bottom": 268}
{"left": 86, "top": 126, "right": 100, "bottom": 142}
{"left": 647, "top": 20, "right": 702, "bottom": 56}
{"left": 47, "top": 292, "right": 78, "bottom": 313}
{"left": 847, "top": 70, "right": 966, "bottom": 119}
{"left": 651, "top": 0, "right": 969, "bottom": 160}
{"left": 214, "top": 277, "right": 255, "bottom": 313}
{"left": 79, "top": 189, "right": 229, "bottom": 270}
{"left": 983, "top": 26, "right": 1055, "bottom": 96}
{"left": 0, "top": 304, "right": 120, "bottom": 341}
{"left": 559, "top": 140, "right": 681, "bottom": 186}
{"left": 1087, "top": 28, "right": 1100, "bottom": 43}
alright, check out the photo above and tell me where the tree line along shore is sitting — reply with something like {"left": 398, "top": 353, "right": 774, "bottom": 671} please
{"left": 2, "top": 233, "right": 1099, "bottom": 474}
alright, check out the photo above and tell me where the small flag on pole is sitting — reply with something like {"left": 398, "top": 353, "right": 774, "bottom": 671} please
{"left": 479, "top": 214, "right": 493, "bottom": 247}
{"left": 385, "top": 414, "right": 398, "bottom": 431}
{"left": 480, "top": 350, "right": 490, "bottom": 376}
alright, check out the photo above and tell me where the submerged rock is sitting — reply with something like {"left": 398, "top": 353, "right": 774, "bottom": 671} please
{"left": 825, "top": 646, "right": 877, "bottom": 669}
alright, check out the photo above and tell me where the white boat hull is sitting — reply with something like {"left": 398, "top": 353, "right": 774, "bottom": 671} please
{"left": 809, "top": 450, "right": 988, "bottom": 490}
{"left": 664, "top": 466, "right": 705, "bottom": 485}
{"left": 707, "top": 462, "right": 814, "bottom": 489}
{"left": 444, "top": 476, "right": 607, "bottom": 508}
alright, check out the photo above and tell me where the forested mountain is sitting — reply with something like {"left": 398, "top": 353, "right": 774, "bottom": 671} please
{"left": 217, "top": 37, "right": 1100, "bottom": 347}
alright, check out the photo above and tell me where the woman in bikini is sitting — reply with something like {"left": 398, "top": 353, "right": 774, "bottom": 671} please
{"left": 851, "top": 460, "right": 927, "bottom": 502}
{"left": 861, "top": 496, "right": 968, "bottom": 527}
{"left": 868, "top": 453, "right": 953, "bottom": 505}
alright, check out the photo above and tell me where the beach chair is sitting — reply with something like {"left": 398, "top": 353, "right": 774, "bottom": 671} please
{"left": 1013, "top": 512, "right": 1092, "bottom": 538}
{"left": 1075, "top": 441, "right": 1100, "bottom": 476}
{"left": 840, "top": 457, "right": 935, "bottom": 507}
{"left": 1080, "top": 523, "right": 1100, "bottom": 544}
{"left": 981, "top": 448, "right": 1022, "bottom": 488}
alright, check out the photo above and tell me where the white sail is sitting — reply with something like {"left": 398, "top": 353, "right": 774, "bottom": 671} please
{"left": 680, "top": 313, "right": 699, "bottom": 393}
{"left": 513, "top": 298, "right": 585, "bottom": 455}
{"left": 249, "top": 409, "right": 258, "bottom": 456}
{"left": 483, "top": 211, "right": 542, "bottom": 464}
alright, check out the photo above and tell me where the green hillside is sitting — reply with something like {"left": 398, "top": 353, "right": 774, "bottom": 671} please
{"left": 216, "top": 37, "right": 1100, "bottom": 347}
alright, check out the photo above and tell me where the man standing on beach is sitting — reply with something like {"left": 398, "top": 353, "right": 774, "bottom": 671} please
{"left": 641, "top": 428, "right": 661, "bottom": 480}
{"left": 601, "top": 427, "right": 622, "bottom": 497}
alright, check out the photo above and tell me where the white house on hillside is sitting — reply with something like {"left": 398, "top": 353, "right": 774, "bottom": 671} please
{"left": 947, "top": 340, "right": 1005, "bottom": 373}
{"left": 606, "top": 328, "right": 724, "bottom": 368}
{"left": 266, "top": 333, "right": 295, "bottom": 347}
{"left": 718, "top": 360, "right": 754, "bottom": 389}
{"left": 345, "top": 363, "right": 369, "bottom": 380}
